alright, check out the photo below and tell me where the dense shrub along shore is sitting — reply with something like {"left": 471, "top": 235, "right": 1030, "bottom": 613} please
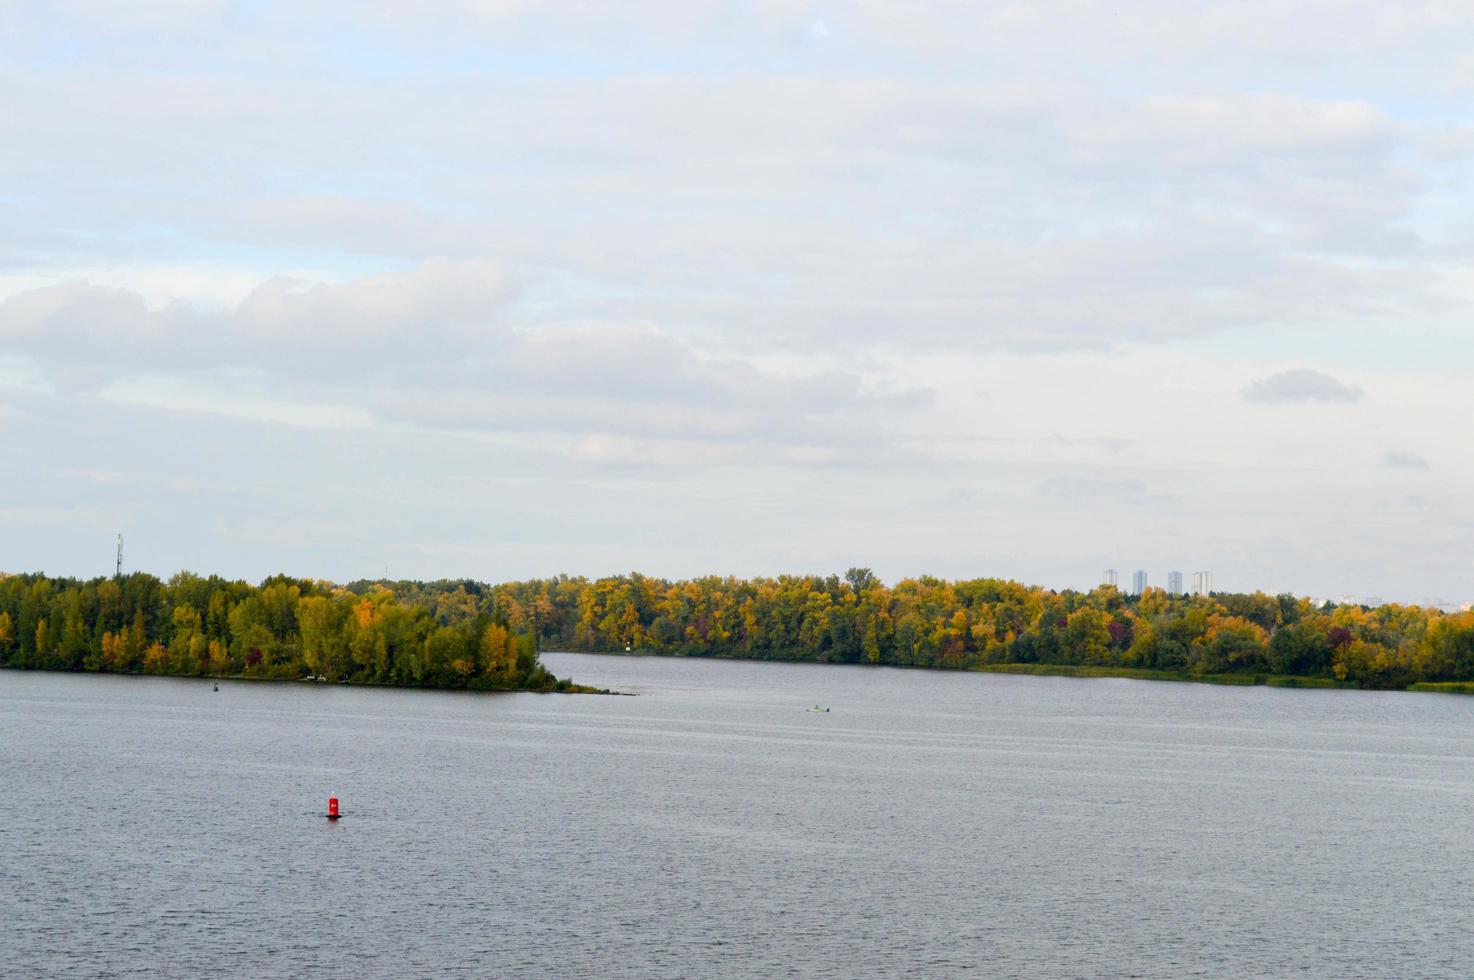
{"left": 4, "top": 568, "right": 1473, "bottom": 692}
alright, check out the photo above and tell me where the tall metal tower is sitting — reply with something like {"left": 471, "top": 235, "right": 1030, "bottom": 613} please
{"left": 116, "top": 533, "right": 123, "bottom": 578}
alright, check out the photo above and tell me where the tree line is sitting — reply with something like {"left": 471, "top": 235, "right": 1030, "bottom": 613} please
{"left": 0, "top": 571, "right": 575, "bottom": 691}
{"left": 7, "top": 568, "right": 1474, "bottom": 691}
{"left": 355, "top": 569, "right": 1474, "bottom": 690}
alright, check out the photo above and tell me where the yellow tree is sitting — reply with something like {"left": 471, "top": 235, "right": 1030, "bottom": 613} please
{"left": 143, "top": 642, "right": 169, "bottom": 674}
{"left": 1136, "top": 587, "right": 1171, "bottom": 618}
{"left": 480, "top": 623, "right": 517, "bottom": 686}
{"left": 207, "top": 638, "right": 230, "bottom": 674}
{"left": 170, "top": 605, "right": 203, "bottom": 674}
{"left": 101, "top": 631, "right": 124, "bottom": 669}
{"left": 117, "top": 609, "right": 147, "bottom": 672}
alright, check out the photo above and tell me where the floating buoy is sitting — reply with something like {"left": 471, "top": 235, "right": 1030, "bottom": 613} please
{"left": 327, "top": 796, "right": 341, "bottom": 820}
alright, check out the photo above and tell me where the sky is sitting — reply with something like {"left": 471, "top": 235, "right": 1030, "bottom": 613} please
{"left": 2, "top": 2, "right": 1473, "bottom": 602}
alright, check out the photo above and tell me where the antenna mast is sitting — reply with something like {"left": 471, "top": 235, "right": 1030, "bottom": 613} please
{"left": 116, "top": 533, "right": 123, "bottom": 578}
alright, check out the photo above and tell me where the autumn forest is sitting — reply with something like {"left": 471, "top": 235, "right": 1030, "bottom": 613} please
{"left": 5, "top": 568, "right": 1474, "bottom": 693}
{"left": 0, "top": 571, "right": 572, "bottom": 692}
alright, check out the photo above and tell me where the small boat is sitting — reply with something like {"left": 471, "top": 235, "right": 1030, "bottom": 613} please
{"left": 806, "top": 705, "right": 829, "bottom": 713}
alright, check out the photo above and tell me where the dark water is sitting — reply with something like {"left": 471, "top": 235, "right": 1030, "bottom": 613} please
{"left": 4, "top": 656, "right": 1474, "bottom": 978}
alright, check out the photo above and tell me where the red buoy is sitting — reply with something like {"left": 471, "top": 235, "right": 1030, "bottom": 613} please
{"left": 327, "top": 796, "right": 340, "bottom": 820}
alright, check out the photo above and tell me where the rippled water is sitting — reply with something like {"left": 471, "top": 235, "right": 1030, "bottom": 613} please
{"left": 4, "top": 655, "right": 1474, "bottom": 978}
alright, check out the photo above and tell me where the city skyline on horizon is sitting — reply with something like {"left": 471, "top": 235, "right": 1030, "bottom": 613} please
{"left": 1099, "top": 564, "right": 1468, "bottom": 609}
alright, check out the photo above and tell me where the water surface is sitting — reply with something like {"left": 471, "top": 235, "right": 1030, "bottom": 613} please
{"left": 3, "top": 655, "right": 1473, "bottom": 978}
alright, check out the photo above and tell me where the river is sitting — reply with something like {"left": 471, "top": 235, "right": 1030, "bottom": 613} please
{"left": 3, "top": 653, "right": 1473, "bottom": 977}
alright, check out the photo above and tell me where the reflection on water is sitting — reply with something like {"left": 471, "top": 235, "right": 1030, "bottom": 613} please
{"left": 3, "top": 655, "right": 1474, "bottom": 978}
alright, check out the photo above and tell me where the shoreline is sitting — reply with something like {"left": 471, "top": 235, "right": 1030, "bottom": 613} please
{"left": 541, "top": 649, "right": 1420, "bottom": 693}
{"left": 0, "top": 664, "right": 617, "bottom": 695}
{"left": 18, "top": 653, "right": 1472, "bottom": 697}
{"left": 972, "top": 662, "right": 1357, "bottom": 689}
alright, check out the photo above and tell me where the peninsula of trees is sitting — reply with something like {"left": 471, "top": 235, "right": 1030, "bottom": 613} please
{"left": 0, "top": 571, "right": 577, "bottom": 692}
{"left": 4, "top": 568, "right": 1474, "bottom": 692}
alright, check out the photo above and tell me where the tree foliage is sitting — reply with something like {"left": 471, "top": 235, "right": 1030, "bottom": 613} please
{"left": 7, "top": 569, "right": 1471, "bottom": 692}
{"left": 352, "top": 575, "right": 1474, "bottom": 691}
{"left": 0, "top": 571, "right": 569, "bottom": 691}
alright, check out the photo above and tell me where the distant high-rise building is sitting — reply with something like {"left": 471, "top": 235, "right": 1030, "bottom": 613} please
{"left": 1103, "top": 569, "right": 1118, "bottom": 587}
{"left": 1191, "top": 571, "right": 1213, "bottom": 596}
{"left": 1167, "top": 571, "right": 1184, "bottom": 595}
{"left": 1132, "top": 570, "right": 1148, "bottom": 595}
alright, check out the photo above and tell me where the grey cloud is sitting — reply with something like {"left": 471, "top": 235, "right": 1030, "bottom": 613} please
{"left": 230, "top": 259, "right": 514, "bottom": 345}
{"left": 0, "top": 259, "right": 516, "bottom": 378}
{"left": 1243, "top": 369, "right": 1365, "bottom": 404}
{"left": 0, "top": 266, "right": 934, "bottom": 468}
{"left": 373, "top": 321, "right": 935, "bottom": 465}
{"left": 0, "top": 282, "right": 150, "bottom": 343}
{"left": 1384, "top": 450, "right": 1431, "bottom": 470}
{"left": 1039, "top": 475, "right": 1148, "bottom": 501}
{"left": 1052, "top": 435, "right": 1135, "bottom": 454}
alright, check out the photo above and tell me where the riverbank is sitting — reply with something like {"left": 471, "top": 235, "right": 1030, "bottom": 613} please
{"left": 1407, "top": 681, "right": 1474, "bottom": 695}
{"left": 0, "top": 664, "right": 615, "bottom": 695}
{"left": 552, "top": 649, "right": 1373, "bottom": 691}
{"left": 973, "top": 662, "right": 1357, "bottom": 689}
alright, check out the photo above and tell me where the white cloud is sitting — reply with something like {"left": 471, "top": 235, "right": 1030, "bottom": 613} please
{"left": 0, "top": 54, "right": 1452, "bottom": 352}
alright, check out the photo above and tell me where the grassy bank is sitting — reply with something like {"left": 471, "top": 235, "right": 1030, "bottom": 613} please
{"left": 974, "top": 663, "right": 1355, "bottom": 689}
{"left": 1406, "top": 681, "right": 1474, "bottom": 695}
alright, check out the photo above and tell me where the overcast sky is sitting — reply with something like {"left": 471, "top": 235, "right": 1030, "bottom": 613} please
{"left": 2, "top": 2, "right": 1473, "bottom": 601}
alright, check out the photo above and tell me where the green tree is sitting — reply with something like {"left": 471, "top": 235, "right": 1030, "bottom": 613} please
{"left": 1062, "top": 608, "right": 1112, "bottom": 664}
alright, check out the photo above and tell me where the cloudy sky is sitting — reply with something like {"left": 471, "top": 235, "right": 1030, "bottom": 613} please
{"left": 2, "top": 2, "right": 1473, "bottom": 601}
